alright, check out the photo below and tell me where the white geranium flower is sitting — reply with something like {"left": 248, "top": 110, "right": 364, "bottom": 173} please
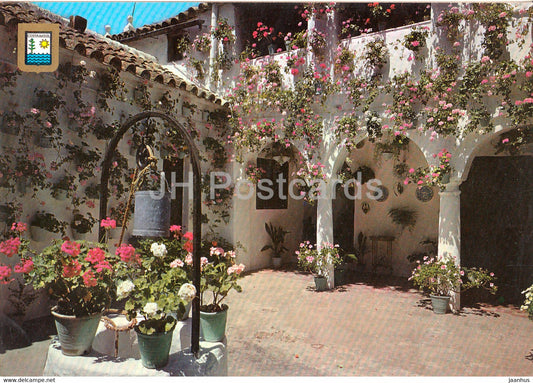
{"left": 116, "top": 279, "right": 135, "bottom": 300}
{"left": 151, "top": 242, "right": 167, "bottom": 257}
{"left": 178, "top": 283, "right": 197, "bottom": 302}
{"left": 143, "top": 302, "right": 159, "bottom": 316}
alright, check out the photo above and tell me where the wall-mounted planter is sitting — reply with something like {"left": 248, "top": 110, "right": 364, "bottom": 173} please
{"left": 0, "top": 204, "right": 10, "bottom": 221}
{"left": 52, "top": 188, "right": 68, "bottom": 201}
{"left": 30, "top": 225, "right": 50, "bottom": 242}
{"left": 37, "top": 135, "right": 54, "bottom": 148}
{"left": 71, "top": 230, "right": 90, "bottom": 241}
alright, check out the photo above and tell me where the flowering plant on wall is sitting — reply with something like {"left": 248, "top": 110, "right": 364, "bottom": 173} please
{"left": 402, "top": 27, "right": 429, "bottom": 54}
{"left": 192, "top": 33, "right": 211, "bottom": 53}
{"left": 405, "top": 149, "right": 452, "bottom": 191}
{"left": 244, "top": 162, "right": 266, "bottom": 184}
{"left": 212, "top": 18, "right": 235, "bottom": 46}
{"left": 115, "top": 233, "right": 193, "bottom": 334}
{"left": 409, "top": 255, "right": 497, "bottom": 297}
{"left": 296, "top": 242, "right": 342, "bottom": 277}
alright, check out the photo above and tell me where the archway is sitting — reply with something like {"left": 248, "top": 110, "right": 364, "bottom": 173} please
{"left": 329, "top": 135, "right": 439, "bottom": 279}
{"left": 460, "top": 128, "right": 533, "bottom": 304}
{"left": 98, "top": 111, "right": 203, "bottom": 355}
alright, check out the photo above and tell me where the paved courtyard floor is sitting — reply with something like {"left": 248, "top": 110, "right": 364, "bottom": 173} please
{"left": 223, "top": 269, "right": 533, "bottom": 376}
{"left": 1, "top": 268, "right": 532, "bottom": 376}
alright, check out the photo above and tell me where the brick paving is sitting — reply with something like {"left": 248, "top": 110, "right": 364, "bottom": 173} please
{"left": 1, "top": 268, "right": 532, "bottom": 376}
{"left": 224, "top": 269, "right": 533, "bottom": 376}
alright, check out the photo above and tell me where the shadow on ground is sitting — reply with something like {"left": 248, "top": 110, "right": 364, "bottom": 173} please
{"left": 0, "top": 314, "right": 56, "bottom": 354}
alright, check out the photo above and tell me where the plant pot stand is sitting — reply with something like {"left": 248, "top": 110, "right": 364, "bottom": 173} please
{"left": 43, "top": 316, "right": 228, "bottom": 376}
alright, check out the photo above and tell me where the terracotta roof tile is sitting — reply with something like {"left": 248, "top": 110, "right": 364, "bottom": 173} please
{"left": 110, "top": 3, "right": 209, "bottom": 42}
{"left": 0, "top": 2, "right": 225, "bottom": 106}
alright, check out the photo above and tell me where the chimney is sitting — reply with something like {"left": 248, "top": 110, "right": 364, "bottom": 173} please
{"left": 69, "top": 15, "right": 87, "bottom": 33}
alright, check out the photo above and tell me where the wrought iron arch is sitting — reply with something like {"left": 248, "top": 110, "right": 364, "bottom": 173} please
{"left": 98, "top": 111, "right": 202, "bottom": 356}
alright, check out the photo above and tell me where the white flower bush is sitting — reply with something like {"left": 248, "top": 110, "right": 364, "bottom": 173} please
{"left": 116, "top": 279, "right": 135, "bottom": 300}
{"left": 143, "top": 302, "right": 159, "bottom": 316}
{"left": 178, "top": 283, "right": 197, "bottom": 302}
{"left": 150, "top": 242, "right": 167, "bottom": 257}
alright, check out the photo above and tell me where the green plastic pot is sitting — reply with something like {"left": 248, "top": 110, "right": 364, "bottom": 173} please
{"left": 314, "top": 276, "right": 328, "bottom": 291}
{"left": 430, "top": 295, "right": 451, "bottom": 314}
{"left": 51, "top": 308, "right": 103, "bottom": 356}
{"left": 135, "top": 325, "right": 175, "bottom": 369}
{"left": 200, "top": 308, "right": 228, "bottom": 342}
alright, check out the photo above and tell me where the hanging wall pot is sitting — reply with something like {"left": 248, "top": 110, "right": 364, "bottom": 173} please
{"left": 416, "top": 185, "right": 434, "bottom": 202}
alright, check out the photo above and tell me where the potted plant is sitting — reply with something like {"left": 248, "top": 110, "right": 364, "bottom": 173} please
{"left": 71, "top": 211, "right": 97, "bottom": 241}
{"left": 19, "top": 235, "right": 117, "bottom": 355}
{"left": 116, "top": 237, "right": 194, "bottom": 369}
{"left": 388, "top": 207, "right": 418, "bottom": 233}
{"left": 260, "top": 222, "right": 289, "bottom": 269}
{"left": 199, "top": 244, "right": 245, "bottom": 342}
{"left": 334, "top": 251, "right": 357, "bottom": 287}
{"left": 30, "top": 211, "right": 65, "bottom": 242}
{"left": 85, "top": 183, "right": 100, "bottom": 200}
{"left": 296, "top": 241, "right": 342, "bottom": 291}
{"left": 51, "top": 175, "right": 74, "bottom": 201}
{"left": 409, "top": 255, "right": 497, "bottom": 314}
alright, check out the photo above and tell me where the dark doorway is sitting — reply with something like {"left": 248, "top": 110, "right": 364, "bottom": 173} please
{"left": 163, "top": 157, "right": 183, "bottom": 226}
{"left": 461, "top": 156, "right": 533, "bottom": 304}
{"left": 333, "top": 183, "right": 355, "bottom": 253}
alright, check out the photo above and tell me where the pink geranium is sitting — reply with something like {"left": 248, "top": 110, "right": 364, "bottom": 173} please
{"left": 100, "top": 217, "right": 116, "bottom": 229}
{"left": 86, "top": 247, "right": 106, "bottom": 264}
{"left": 61, "top": 240, "right": 81, "bottom": 257}
{"left": 0, "top": 264, "right": 13, "bottom": 284}
{"left": 0, "top": 237, "right": 21, "bottom": 257}
{"left": 14, "top": 259, "right": 34, "bottom": 274}
{"left": 82, "top": 270, "right": 97, "bottom": 287}
{"left": 11, "top": 222, "right": 27, "bottom": 233}
{"left": 116, "top": 244, "right": 139, "bottom": 264}
{"left": 63, "top": 260, "right": 82, "bottom": 278}
{"left": 170, "top": 259, "right": 184, "bottom": 268}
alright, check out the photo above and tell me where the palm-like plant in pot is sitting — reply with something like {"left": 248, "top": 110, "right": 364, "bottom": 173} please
{"left": 409, "top": 255, "right": 497, "bottom": 314}
{"left": 260, "top": 222, "right": 289, "bottom": 268}
{"left": 199, "top": 245, "right": 245, "bottom": 342}
{"left": 115, "top": 236, "right": 195, "bottom": 369}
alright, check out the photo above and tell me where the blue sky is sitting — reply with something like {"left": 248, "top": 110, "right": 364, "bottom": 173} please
{"left": 34, "top": 2, "right": 200, "bottom": 35}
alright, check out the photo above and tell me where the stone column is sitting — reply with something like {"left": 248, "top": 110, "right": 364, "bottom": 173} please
{"left": 316, "top": 182, "right": 335, "bottom": 289}
{"left": 437, "top": 179, "right": 462, "bottom": 312}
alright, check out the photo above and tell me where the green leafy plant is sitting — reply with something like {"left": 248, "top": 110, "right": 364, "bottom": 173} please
{"left": 31, "top": 211, "right": 65, "bottom": 234}
{"left": 260, "top": 222, "right": 289, "bottom": 259}
{"left": 71, "top": 211, "right": 97, "bottom": 234}
{"left": 388, "top": 207, "right": 418, "bottom": 232}
{"left": 364, "top": 38, "right": 388, "bottom": 70}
